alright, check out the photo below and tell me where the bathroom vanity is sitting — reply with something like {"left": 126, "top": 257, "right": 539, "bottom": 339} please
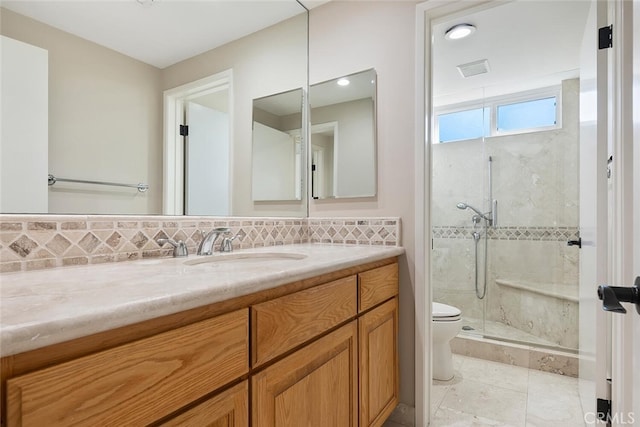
{"left": 0, "top": 244, "right": 402, "bottom": 426}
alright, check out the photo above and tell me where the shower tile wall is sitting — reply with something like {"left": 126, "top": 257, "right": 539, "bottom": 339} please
{"left": 432, "top": 79, "right": 580, "bottom": 349}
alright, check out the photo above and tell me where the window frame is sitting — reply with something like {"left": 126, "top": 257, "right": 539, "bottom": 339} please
{"left": 434, "top": 85, "right": 562, "bottom": 143}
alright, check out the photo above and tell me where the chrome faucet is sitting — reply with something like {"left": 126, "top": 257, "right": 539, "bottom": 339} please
{"left": 197, "top": 227, "right": 231, "bottom": 255}
{"left": 157, "top": 238, "right": 188, "bottom": 257}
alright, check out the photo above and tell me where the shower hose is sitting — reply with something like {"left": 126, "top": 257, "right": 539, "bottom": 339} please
{"left": 473, "top": 228, "right": 488, "bottom": 299}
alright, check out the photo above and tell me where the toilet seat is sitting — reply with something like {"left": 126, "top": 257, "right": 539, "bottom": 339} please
{"left": 432, "top": 302, "right": 461, "bottom": 322}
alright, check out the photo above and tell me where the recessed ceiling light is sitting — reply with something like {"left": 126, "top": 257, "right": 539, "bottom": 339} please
{"left": 445, "top": 23, "right": 476, "bottom": 40}
{"left": 337, "top": 78, "right": 350, "bottom": 86}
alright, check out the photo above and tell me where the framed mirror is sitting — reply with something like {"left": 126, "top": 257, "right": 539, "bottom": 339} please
{"left": 251, "top": 88, "right": 304, "bottom": 202}
{"left": 309, "top": 68, "right": 377, "bottom": 199}
{"left": 0, "top": 1, "right": 308, "bottom": 217}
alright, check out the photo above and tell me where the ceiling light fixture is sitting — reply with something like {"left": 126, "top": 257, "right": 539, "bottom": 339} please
{"left": 337, "top": 78, "right": 350, "bottom": 86}
{"left": 444, "top": 23, "right": 476, "bottom": 40}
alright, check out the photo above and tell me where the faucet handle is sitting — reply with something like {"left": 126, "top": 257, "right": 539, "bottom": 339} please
{"left": 220, "top": 232, "right": 244, "bottom": 253}
{"left": 157, "top": 238, "right": 188, "bottom": 257}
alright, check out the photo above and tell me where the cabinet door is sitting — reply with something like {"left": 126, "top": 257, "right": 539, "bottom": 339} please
{"left": 161, "top": 381, "right": 248, "bottom": 427}
{"left": 252, "top": 321, "right": 358, "bottom": 427}
{"left": 359, "top": 298, "right": 399, "bottom": 427}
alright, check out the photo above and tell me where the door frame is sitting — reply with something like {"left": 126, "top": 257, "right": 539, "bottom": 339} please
{"left": 415, "top": 1, "right": 494, "bottom": 425}
{"left": 607, "top": 0, "right": 637, "bottom": 423}
{"left": 162, "top": 69, "right": 233, "bottom": 215}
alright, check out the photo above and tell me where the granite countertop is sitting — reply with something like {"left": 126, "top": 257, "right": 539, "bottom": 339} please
{"left": 0, "top": 243, "right": 404, "bottom": 357}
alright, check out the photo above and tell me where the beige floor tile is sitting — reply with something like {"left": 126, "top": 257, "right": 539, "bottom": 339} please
{"left": 432, "top": 406, "right": 519, "bottom": 427}
{"left": 382, "top": 421, "right": 406, "bottom": 427}
{"left": 428, "top": 356, "right": 585, "bottom": 427}
{"left": 458, "top": 356, "right": 530, "bottom": 393}
{"left": 526, "top": 391, "right": 586, "bottom": 427}
{"left": 440, "top": 378, "right": 527, "bottom": 426}
{"left": 528, "top": 369, "right": 579, "bottom": 396}
{"left": 432, "top": 378, "right": 454, "bottom": 415}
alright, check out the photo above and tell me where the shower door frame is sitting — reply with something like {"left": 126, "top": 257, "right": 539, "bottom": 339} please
{"left": 415, "top": 1, "right": 496, "bottom": 426}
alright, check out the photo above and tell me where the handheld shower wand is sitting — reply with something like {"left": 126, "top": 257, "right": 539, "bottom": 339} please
{"left": 456, "top": 202, "right": 493, "bottom": 225}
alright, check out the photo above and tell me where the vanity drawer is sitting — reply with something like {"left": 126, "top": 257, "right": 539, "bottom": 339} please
{"left": 6, "top": 309, "right": 249, "bottom": 427}
{"left": 358, "top": 262, "right": 399, "bottom": 312}
{"left": 160, "top": 380, "right": 248, "bottom": 427}
{"left": 251, "top": 275, "right": 357, "bottom": 367}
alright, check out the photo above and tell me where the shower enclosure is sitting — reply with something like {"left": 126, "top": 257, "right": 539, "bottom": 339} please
{"left": 430, "top": 0, "right": 588, "bottom": 354}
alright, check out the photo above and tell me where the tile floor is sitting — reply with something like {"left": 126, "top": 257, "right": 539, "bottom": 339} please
{"left": 385, "top": 354, "right": 586, "bottom": 427}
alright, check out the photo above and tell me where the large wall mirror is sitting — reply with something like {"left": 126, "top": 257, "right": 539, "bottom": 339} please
{"left": 0, "top": 1, "right": 308, "bottom": 217}
{"left": 309, "top": 69, "right": 377, "bottom": 199}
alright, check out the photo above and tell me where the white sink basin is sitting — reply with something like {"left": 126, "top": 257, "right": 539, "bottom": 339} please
{"left": 183, "top": 252, "right": 307, "bottom": 266}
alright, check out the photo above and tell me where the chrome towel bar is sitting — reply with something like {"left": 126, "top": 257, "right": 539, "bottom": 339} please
{"left": 47, "top": 174, "right": 149, "bottom": 193}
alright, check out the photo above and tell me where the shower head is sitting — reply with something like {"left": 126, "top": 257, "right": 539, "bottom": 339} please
{"left": 456, "top": 201, "right": 492, "bottom": 223}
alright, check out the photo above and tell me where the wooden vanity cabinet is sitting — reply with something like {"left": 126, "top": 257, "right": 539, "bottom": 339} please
{"left": 251, "top": 262, "right": 399, "bottom": 427}
{"left": 1, "top": 257, "right": 399, "bottom": 427}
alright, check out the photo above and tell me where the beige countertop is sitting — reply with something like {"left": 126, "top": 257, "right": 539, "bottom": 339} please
{"left": 0, "top": 243, "right": 404, "bottom": 358}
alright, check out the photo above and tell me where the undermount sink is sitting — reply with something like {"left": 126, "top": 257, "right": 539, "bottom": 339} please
{"left": 183, "top": 252, "right": 308, "bottom": 266}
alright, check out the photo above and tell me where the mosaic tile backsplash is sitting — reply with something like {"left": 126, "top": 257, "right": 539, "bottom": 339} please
{"left": 0, "top": 215, "right": 401, "bottom": 273}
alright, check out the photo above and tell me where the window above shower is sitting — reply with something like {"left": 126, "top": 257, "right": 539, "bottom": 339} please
{"left": 435, "top": 86, "right": 561, "bottom": 143}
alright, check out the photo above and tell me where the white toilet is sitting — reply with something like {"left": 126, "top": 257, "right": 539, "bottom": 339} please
{"left": 432, "top": 302, "right": 462, "bottom": 381}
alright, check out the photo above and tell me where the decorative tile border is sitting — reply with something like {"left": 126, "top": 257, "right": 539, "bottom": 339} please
{"left": 432, "top": 226, "right": 579, "bottom": 241}
{"left": 307, "top": 218, "right": 401, "bottom": 246}
{"left": 0, "top": 215, "right": 401, "bottom": 273}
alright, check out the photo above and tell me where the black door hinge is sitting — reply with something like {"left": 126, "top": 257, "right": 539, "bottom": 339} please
{"left": 597, "top": 398, "right": 612, "bottom": 425}
{"left": 180, "top": 125, "right": 189, "bottom": 137}
{"left": 599, "top": 25, "right": 613, "bottom": 49}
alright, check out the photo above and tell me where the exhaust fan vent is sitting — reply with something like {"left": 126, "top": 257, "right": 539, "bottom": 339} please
{"left": 457, "top": 59, "right": 490, "bottom": 78}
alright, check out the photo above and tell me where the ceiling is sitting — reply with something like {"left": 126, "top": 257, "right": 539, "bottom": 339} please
{"left": 1, "top": 0, "right": 326, "bottom": 69}
{"left": 432, "top": 0, "right": 591, "bottom": 106}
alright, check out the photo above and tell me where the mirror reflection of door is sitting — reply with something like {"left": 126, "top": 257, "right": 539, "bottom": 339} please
{"left": 184, "top": 92, "right": 230, "bottom": 216}
{"left": 311, "top": 122, "right": 337, "bottom": 199}
{"left": 251, "top": 87, "right": 304, "bottom": 201}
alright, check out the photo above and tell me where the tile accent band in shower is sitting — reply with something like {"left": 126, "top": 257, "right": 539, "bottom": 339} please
{"left": 432, "top": 226, "right": 579, "bottom": 241}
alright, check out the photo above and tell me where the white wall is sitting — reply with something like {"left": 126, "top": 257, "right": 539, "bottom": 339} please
{"left": 309, "top": 0, "right": 419, "bottom": 406}
{"left": 0, "top": 36, "right": 48, "bottom": 213}
{"left": 1, "top": 8, "right": 163, "bottom": 215}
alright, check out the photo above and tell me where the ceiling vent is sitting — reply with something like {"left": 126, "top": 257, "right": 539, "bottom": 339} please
{"left": 457, "top": 59, "right": 490, "bottom": 78}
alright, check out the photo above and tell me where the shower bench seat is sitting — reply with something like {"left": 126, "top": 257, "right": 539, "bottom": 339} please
{"left": 496, "top": 278, "right": 578, "bottom": 303}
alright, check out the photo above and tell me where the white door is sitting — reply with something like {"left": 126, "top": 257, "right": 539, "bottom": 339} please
{"left": 0, "top": 36, "right": 48, "bottom": 213}
{"left": 251, "top": 122, "right": 296, "bottom": 201}
{"left": 184, "top": 101, "right": 230, "bottom": 216}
